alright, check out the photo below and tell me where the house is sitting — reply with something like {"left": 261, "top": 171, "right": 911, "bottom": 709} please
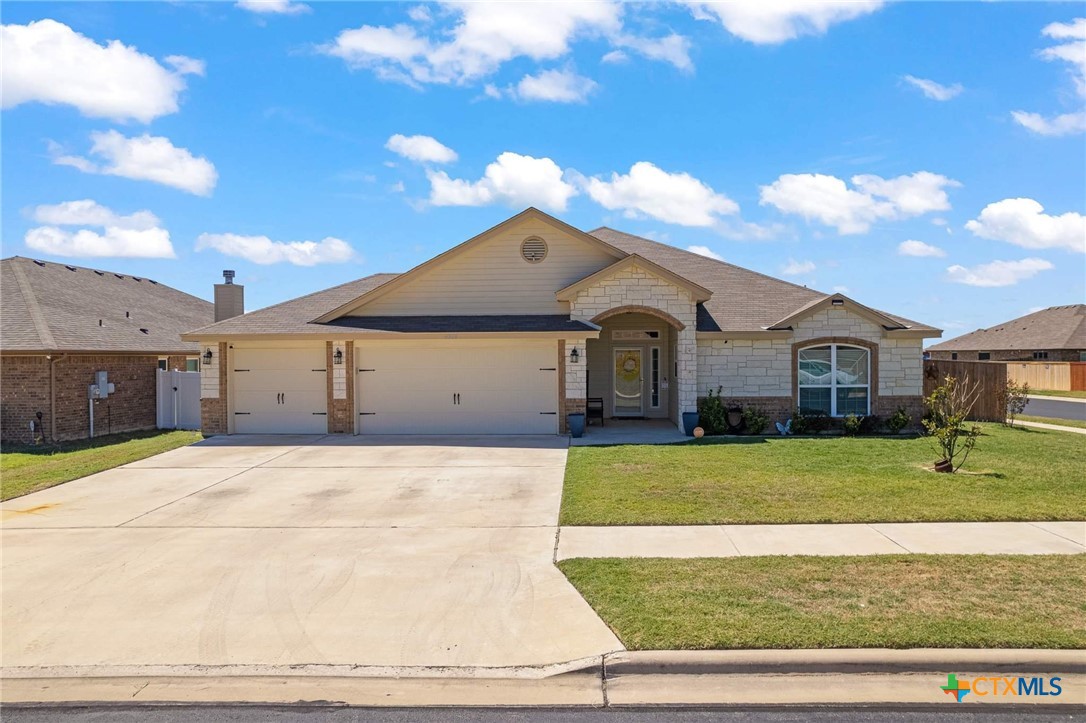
{"left": 1, "top": 257, "right": 215, "bottom": 443}
{"left": 183, "top": 208, "right": 941, "bottom": 436}
{"left": 927, "top": 305, "right": 1086, "bottom": 362}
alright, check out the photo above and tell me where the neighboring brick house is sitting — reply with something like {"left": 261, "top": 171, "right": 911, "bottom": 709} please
{"left": 1, "top": 257, "right": 214, "bottom": 443}
{"left": 185, "top": 208, "right": 941, "bottom": 436}
{"left": 927, "top": 305, "right": 1086, "bottom": 362}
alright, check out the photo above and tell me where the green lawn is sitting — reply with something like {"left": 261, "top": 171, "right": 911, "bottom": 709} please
{"left": 1, "top": 430, "right": 202, "bottom": 501}
{"left": 1017, "top": 415, "right": 1086, "bottom": 430}
{"left": 1028, "top": 389, "right": 1086, "bottom": 399}
{"left": 560, "top": 555, "right": 1086, "bottom": 650}
{"left": 560, "top": 423, "right": 1085, "bottom": 525}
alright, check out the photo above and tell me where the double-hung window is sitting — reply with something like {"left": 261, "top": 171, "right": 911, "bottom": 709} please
{"left": 797, "top": 344, "right": 870, "bottom": 416}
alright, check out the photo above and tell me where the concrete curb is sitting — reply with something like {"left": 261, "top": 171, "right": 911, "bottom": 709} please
{"left": 603, "top": 649, "right": 1086, "bottom": 676}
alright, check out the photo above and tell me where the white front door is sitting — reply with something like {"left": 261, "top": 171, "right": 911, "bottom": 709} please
{"left": 613, "top": 347, "right": 643, "bottom": 417}
{"left": 356, "top": 340, "right": 559, "bottom": 435}
{"left": 231, "top": 346, "right": 328, "bottom": 434}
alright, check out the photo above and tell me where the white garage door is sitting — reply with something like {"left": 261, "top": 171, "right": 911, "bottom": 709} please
{"left": 232, "top": 346, "right": 328, "bottom": 434}
{"left": 357, "top": 341, "right": 558, "bottom": 435}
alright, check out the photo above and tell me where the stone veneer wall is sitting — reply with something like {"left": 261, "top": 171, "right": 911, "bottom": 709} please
{"left": 199, "top": 341, "right": 228, "bottom": 435}
{"left": 567, "top": 263, "right": 698, "bottom": 429}
{"left": 697, "top": 306, "right": 925, "bottom": 423}
{"left": 561, "top": 337, "right": 587, "bottom": 434}
{"left": 327, "top": 340, "right": 353, "bottom": 434}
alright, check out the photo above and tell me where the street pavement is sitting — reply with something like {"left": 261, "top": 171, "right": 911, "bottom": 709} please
{"left": 1022, "top": 395, "right": 1086, "bottom": 422}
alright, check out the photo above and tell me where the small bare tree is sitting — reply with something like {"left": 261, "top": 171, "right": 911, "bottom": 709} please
{"left": 922, "top": 375, "right": 982, "bottom": 473}
{"left": 997, "top": 379, "right": 1031, "bottom": 428}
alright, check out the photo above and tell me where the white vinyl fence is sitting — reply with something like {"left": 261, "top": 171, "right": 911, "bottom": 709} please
{"left": 157, "top": 369, "right": 202, "bottom": 430}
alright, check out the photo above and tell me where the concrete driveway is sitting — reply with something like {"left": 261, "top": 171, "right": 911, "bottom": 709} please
{"left": 1, "top": 435, "right": 622, "bottom": 678}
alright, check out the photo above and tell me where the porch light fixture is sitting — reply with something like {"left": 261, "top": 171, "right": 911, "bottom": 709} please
{"left": 569, "top": 347, "right": 580, "bottom": 363}
{"left": 333, "top": 347, "right": 344, "bottom": 365}
{"left": 202, "top": 347, "right": 214, "bottom": 365}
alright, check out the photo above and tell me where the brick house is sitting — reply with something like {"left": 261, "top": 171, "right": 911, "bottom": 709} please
{"left": 1, "top": 257, "right": 215, "bottom": 443}
{"left": 185, "top": 208, "right": 941, "bottom": 436}
{"left": 927, "top": 305, "right": 1086, "bottom": 362}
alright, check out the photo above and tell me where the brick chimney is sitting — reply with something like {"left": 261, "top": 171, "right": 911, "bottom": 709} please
{"left": 214, "top": 270, "right": 244, "bottom": 322}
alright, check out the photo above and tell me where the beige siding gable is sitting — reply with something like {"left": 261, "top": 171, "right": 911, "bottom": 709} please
{"left": 348, "top": 218, "right": 617, "bottom": 316}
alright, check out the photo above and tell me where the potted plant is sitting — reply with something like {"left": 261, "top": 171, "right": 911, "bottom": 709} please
{"left": 567, "top": 412, "right": 586, "bottom": 438}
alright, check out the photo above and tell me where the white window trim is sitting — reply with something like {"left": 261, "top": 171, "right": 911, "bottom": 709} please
{"left": 798, "top": 343, "right": 871, "bottom": 417}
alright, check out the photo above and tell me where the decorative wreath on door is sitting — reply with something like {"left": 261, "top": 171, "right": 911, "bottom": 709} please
{"left": 616, "top": 351, "right": 641, "bottom": 383}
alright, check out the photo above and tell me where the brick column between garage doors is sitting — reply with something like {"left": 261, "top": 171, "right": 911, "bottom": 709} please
{"left": 327, "top": 340, "right": 353, "bottom": 434}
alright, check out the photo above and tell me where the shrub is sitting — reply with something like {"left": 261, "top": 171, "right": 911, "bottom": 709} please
{"left": 885, "top": 406, "right": 911, "bottom": 434}
{"left": 842, "top": 414, "right": 864, "bottom": 436}
{"left": 791, "top": 407, "right": 830, "bottom": 435}
{"left": 922, "top": 375, "right": 982, "bottom": 473}
{"left": 997, "top": 379, "right": 1031, "bottom": 428}
{"left": 741, "top": 406, "right": 769, "bottom": 435}
{"left": 698, "top": 386, "right": 728, "bottom": 435}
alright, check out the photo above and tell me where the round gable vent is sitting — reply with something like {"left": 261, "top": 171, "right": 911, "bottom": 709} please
{"left": 520, "top": 237, "right": 548, "bottom": 263}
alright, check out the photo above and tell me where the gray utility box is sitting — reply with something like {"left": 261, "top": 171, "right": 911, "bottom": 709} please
{"left": 88, "top": 371, "right": 116, "bottom": 400}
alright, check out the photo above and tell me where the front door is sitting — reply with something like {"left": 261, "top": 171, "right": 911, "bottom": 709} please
{"left": 613, "top": 348, "right": 643, "bottom": 417}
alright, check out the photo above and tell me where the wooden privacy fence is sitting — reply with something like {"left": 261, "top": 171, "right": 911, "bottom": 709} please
{"left": 923, "top": 359, "right": 1008, "bottom": 422}
{"left": 1006, "top": 361, "right": 1086, "bottom": 392}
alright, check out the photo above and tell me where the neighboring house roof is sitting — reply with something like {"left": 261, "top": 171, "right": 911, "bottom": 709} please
{"left": 927, "top": 304, "right": 1086, "bottom": 352}
{"left": 184, "top": 273, "right": 399, "bottom": 337}
{"left": 1, "top": 257, "right": 213, "bottom": 354}
{"left": 328, "top": 315, "right": 598, "bottom": 333}
{"left": 183, "top": 209, "right": 939, "bottom": 339}
{"left": 588, "top": 227, "right": 938, "bottom": 334}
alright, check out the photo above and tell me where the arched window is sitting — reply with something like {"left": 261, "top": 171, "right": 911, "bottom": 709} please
{"left": 797, "top": 344, "right": 870, "bottom": 417}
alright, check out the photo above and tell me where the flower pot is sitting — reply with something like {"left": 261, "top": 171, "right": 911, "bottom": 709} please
{"left": 682, "top": 412, "right": 700, "bottom": 436}
{"left": 934, "top": 459, "right": 953, "bottom": 473}
{"left": 568, "top": 412, "right": 586, "bottom": 438}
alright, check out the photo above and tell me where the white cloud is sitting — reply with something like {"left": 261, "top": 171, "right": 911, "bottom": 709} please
{"left": 51, "top": 131, "right": 217, "bottom": 196}
{"left": 1, "top": 19, "right": 202, "bottom": 123}
{"left": 427, "top": 152, "right": 577, "bottom": 211}
{"left": 759, "top": 171, "right": 959, "bottom": 234}
{"left": 682, "top": 0, "right": 883, "bottom": 44}
{"left": 612, "top": 32, "right": 692, "bottom": 71}
{"left": 196, "top": 233, "right": 356, "bottom": 266}
{"left": 1010, "top": 110, "right": 1086, "bottom": 137}
{"left": 164, "top": 55, "right": 205, "bottom": 77}
{"left": 898, "top": 240, "right": 947, "bottom": 258}
{"left": 31, "top": 199, "right": 160, "bottom": 230}
{"left": 512, "top": 68, "right": 598, "bottom": 103}
{"left": 601, "top": 49, "right": 629, "bottom": 64}
{"left": 407, "top": 5, "right": 432, "bottom": 23}
{"left": 832, "top": 285, "right": 849, "bottom": 293}
{"left": 687, "top": 245, "right": 724, "bottom": 261}
{"left": 965, "top": 198, "right": 1086, "bottom": 254}
{"left": 583, "top": 161, "right": 738, "bottom": 227}
{"left": 902, "top": 75, "right": 962, "bottom": 101}
{"left": 781, "top": 259, "right": 816, "bottom": 276}
{"left": 320, "top": 2, "right": 621, "bottom": 85}
{"left": 946, "top": 258, "right": 1054, "bottom": 287}
{"left": 1012, "top": 18, "right": 1086, "bottom": 136}
{"left": 24, "top": 199, "right": 173, "bottom": 259}
{"left": 385, "top": 133, "right": 458, "bottom": 163}
{"left": 236, "top": 0, "right": 311, "bottom": 15}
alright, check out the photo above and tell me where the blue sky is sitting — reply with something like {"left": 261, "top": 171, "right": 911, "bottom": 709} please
{"left": 2, "top": 1, "right": 1084, "bottom": 342}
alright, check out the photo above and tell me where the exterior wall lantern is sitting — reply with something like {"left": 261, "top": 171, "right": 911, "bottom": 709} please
{"left": 569, "top": 347, "right": 580, "bottom": 363}
{"left": 333, "top": 347, "right": 345, "bottom": 365}
{"left": 202, "top": 347, "right": 214, "bottom": 365}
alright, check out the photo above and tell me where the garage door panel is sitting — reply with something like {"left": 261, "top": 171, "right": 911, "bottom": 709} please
{"left": 357, "top": 342, "right": 559, "bottom": 435}
{"left": 231, "top": 369, "right": 325, "bottom": 391}
{"left": 231, "top": 345, "right": 328, "bottom": 434}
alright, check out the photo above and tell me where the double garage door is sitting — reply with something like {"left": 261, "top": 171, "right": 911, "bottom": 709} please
{"left": 229, "top": 341, "right": 558, "bottom": 435}
{"left": 357, "top": 341, "right": 558, "bottom": 435}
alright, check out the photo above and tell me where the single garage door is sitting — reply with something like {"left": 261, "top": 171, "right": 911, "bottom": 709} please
{"left": 232, "top": 345, "right": 328, "bottom": 434}
{"left": 357, "top": 341, "right": 558, "bottom": 435}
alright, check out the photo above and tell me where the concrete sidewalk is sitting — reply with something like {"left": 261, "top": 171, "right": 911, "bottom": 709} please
{"left": 1015, "top": 419, "right": 1086, "bottom": 434}
{"left": 557, "top": 521, "right": 1086, "bottom": 559}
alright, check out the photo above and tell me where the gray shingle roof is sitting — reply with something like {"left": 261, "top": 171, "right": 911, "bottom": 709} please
{"left": 184, "top": 273, "right": 399, "bottom": 337}
{"left": 928, "top": 305, "right": 1085, "bottom": 352}
{"left": 183, "top": 214, "right": 938, "bottom": 338}
{"left": 2, "top": 257, "right": 213, "bottom": 354}
{"left": 588, "top": 228, "right": 938, "bottom": 334}
{"left": 327, "top": 315, "right": 597, "bottom": 333}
